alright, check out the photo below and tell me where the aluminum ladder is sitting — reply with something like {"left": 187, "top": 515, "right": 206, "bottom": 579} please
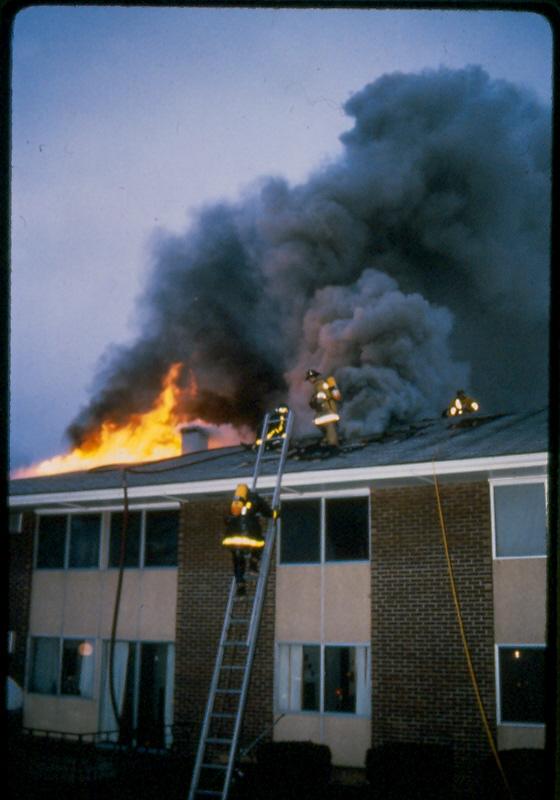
{"left": 187, "top": 408, "right": 295, "bottom": 800}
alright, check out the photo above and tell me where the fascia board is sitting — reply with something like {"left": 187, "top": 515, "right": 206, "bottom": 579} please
{"left": 8, "top": 451, "right": 547, "bottom": 509}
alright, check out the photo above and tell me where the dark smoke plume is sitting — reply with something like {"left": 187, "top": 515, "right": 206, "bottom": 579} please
{"left": 68, "top": 66, "right": 550, "bottom": 445}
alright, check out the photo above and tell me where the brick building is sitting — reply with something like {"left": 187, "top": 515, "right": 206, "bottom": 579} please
{"left": 8, "top": 408, "right": 549, "bottom": 772}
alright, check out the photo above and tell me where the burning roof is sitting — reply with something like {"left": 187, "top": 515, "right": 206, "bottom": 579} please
{"left": 13, "top": 67, "right": 550, "bottom": 480}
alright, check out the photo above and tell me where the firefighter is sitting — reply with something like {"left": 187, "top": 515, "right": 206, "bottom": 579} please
{"left": 255, "top": 405, "right": 290, "bottom": 449}
{"left": 222, "top": 483, "right": 274, "bottom": 596}
{"left": 305, "top": 369, "right": 342, "bottom": 447}
{"left": 444, "top": 390, "right": 480, "bottom": 418}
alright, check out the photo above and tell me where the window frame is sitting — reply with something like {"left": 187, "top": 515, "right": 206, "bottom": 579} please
{"left": 108, "top": 507, "right": 179, "bottom": 569}
{"left": 495, "top": 643, "right": 546, "bottom": 727}
{"left": 490, "top": 477, "right": 548, "bottom": 560}
{"left": 27, "top": 635, "right": 96, "bottom": 699}
{"left": 35, "top": 512, "right": 102, "bottom": 570}
{"left": 278, "top": 490, "right": 370, "bottom": 566}
{"left": 275, "top": 640, "right": 371, "bottom": 718}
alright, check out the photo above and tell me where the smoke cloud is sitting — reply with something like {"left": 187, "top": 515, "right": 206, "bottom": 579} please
{"left": 68, "top": 65, "right": 550, "bottom": 445}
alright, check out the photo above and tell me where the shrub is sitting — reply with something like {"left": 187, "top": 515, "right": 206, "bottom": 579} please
{"left": 480, "top": 748, "right": 546, "bottom": 800}
{"left": 365, "top": 742, "right": 454, "bottom": 799}
{"left": 241, "top": 740, "right": 332, "bottom": 799}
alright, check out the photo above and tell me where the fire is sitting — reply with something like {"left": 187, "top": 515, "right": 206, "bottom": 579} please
{"left": 13, "top": 363, "right": 242, "bottom": 477}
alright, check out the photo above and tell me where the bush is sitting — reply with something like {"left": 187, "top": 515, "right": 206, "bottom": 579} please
{"left": 365, "top": 743, "right": 454, "bottom": 799}
{"left": 238, "top": 740, "right": 332, "bottom": 799}
{"left": 480, "top": 748, "right": 546, "bottom": 800}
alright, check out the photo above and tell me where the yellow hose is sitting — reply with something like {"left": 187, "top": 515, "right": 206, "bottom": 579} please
{"left": 432, "top": 463, "right": 515, "bottom": 799}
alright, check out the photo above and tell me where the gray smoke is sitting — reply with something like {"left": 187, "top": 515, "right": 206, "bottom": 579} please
{"left": 68, "top": 65, "right": 550, "bottom": 446}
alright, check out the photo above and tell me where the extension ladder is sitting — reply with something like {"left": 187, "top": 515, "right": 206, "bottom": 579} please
{"left": 187, "top": 408, "right": 295, "bottom": 800}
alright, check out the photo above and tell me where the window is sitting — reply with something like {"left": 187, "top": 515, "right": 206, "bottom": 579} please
{"left": 109, "top": 512, "right": 142, "bottom": 567}
{"left": 9, "top": 512, "right": 23, "bottom": 534}
{"left": 324, "top": 646, "right": 357, "bottom": 712}
{"left": 493, "top": 482, "right": 547, "bottom": 557}
{"left": 280, "top": 501, "right": 320, "bottom": 564}
{"left": 28, "top": 636, "right": 95, "bottom": 698}
{"left": 145, "top": 511, "right": 178, "bottom": 566}
{"left": 325, "top": 497, "right": 369, "bottom": 561}
{"left": 498, "top": 645, "right": 546, "bottom": 725}
{"left": 29, "top": 637, "right": 59, "bottom": 694}
{"left": 280, "top": 495, "right": 369, "bottom": 564}
{"left": 36, "top": 515, "right": 67, "bottom": 568}
{"left": 100, "top": 640, "right": 175, "bottom": 747}
{"left": 69, "top": 514, "right": 101, "bottom": 568}
{"left": 109, "top": 509, "right": 179, "bottom": 568}
{"left": 277, "top": 643, "right": 370, "bottom": 715}
{"left": 36, "top": 514, "right": 101, "bottom": 569}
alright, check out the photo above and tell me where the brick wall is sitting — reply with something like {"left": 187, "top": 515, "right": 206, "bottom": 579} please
{"left": 8, "top": 512, "right": 35, "bottom": 686}
{"left": 370, "top": 481, "right": 495, "bottom": 761}
{"left": 174, "top": 498, "right": 276, "bottom": 755}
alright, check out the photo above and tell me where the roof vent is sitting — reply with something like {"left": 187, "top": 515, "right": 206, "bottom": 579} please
{"left": 178, "top": 424, "right": 210, "bottom": 455}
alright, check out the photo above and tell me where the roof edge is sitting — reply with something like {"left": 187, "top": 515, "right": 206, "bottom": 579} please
{"left": 8, "top": 451, "right": 548, "bottom": 508}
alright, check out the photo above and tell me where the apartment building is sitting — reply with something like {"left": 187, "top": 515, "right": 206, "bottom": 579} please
{"left": 8, "top": 408, "right": 548, "bottom": 769}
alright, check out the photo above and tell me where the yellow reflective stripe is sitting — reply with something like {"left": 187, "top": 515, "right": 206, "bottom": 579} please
{"left": 222, "top": 535, "right": 265, "bottom": 549}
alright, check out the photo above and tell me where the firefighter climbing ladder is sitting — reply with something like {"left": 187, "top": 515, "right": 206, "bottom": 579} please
{"left": 188, "top": 408, "right": 295, "bottom": 800}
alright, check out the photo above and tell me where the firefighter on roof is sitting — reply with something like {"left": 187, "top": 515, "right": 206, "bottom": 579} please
{"left": 255, "top": 405, "right": 290, "bottom": 449}
{"left": 444, "top": 390, "right": 480, "bottom": 418}
{"left": 222, "top": 483, "right": 275, "bottom": 596}
{"left": 305, "top": 369, "right": 342, "bottom": 447}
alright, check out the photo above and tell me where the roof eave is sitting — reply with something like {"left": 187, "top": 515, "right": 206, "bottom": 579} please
{"left": 8, "top": 451, "right": 548, "bottom": 510}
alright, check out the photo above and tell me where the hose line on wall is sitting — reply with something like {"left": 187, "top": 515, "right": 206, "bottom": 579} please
{"left": 108, "top": 468, "right": 130, "bottom": 732}
{"left": 432, "top": 462, "right": 514, "bottom": 800}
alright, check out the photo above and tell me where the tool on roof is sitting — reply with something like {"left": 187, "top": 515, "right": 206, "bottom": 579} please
{"left": 188, "top": 407, "right": 294, "bottom": 800}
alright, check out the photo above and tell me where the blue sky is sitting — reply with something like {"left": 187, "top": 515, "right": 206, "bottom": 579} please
{"left": 9, "top": 5, "right": 553, "bottom": 470}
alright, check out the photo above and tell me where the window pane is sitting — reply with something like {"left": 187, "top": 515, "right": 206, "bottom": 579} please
{"left": 499, "top": 646, "right": 545, "bottom": 724}
{"left": 494, "top": 483, "right": 546, "bottom": 557}
{"left": 280, "top": 500, "right": 320, "bottom": 564}
{"left": 325, "top": 497, "right": 369, "bottom": 561}
{"left": 10, "top": 512, "right": 23, "bottom": 533}
{"left": 69, "top": 514, "right": 101, "bottom": 568}
{"left": 109, "top": 512, "right": 142, "bottom": 567}
{"left": 145, "top": 511, "right": 178, "bottom": 566}
{"left": 302, "top": 645, "right": 320, "bottom": 711}
{"left": 29, "top": 637, "right": 59, "bottom": 694}
{"left": 61, "top": 639, "right": 95, "bottom": 697}
{"left": 138, "top": 643, "right": 169, "bottom": 748}
{"left": 36, "top": 515, "right": 66, "bottom": 568}
{"left": 325, "top": 646, "right": 356, "bottom": 713}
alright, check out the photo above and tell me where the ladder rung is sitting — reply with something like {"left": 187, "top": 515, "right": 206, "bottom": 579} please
{"left": 229, "top": 617, "right": 249, "bottom": 624}
{"left": 201, "top": 763, "right": 227, "bottom": 771}
{"left": 211, "top": 712, "right": 236, "bottom": 719}
{"left": 220, "top": 665, "right": 244, "bottom": 671}
{"left": 223, "top": 641, "right": 247, "bottom": 647}
{"left": 195, "top": 791, "right": 222, "bottom": 797}
{"left": 216, "top": 688, "right": 241, "bottom": 694}
{"left": 206, "top": 737, "right": 233, "bottom": 745}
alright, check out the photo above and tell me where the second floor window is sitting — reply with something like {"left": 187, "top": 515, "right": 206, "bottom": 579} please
{"left": 109, "top": 509, "right": 178, "bottom": 568}
{"left": 492, "top": 481, "right": 547, "bottom": 558}
{"left": 279, "top": 495, "right": 370, "bottom": 564}
{"left": 36, "top": 513, "right": 101, "bottom": 569}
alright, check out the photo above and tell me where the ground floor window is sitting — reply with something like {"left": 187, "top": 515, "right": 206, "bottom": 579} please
{"left": 498, "top": 645, "right": 546, "bottom": 725}
{"left": 28, "top": 636, "right": 95, "bottom": 697}
{"left": 277, "top": 643, "right": 370, "bottom": 715}
{"left": 99, "top": 640, "right": 175, "bottom": 748}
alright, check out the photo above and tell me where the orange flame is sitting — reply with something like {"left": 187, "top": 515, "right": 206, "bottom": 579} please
{"left": 13, "top": 363, "right": 246, "bottom": 477}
